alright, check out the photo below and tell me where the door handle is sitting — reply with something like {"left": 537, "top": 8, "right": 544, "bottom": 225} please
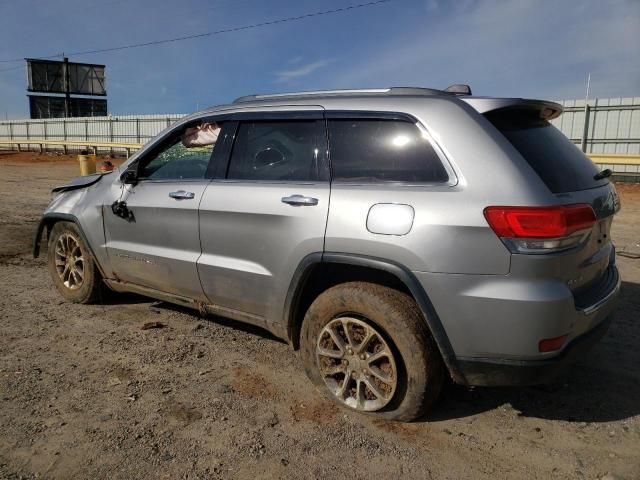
{"left": 169, "top": 190, "right": 195, "bottom": 200}
{"left": 281, "top": 194, "right": 319, "bottom": 206}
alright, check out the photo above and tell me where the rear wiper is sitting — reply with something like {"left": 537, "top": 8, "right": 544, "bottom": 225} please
{"left": 594, "top": 169, "right": 612, "bottom": 180}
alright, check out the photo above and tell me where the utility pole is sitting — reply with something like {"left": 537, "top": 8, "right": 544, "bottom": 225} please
{"left": 580, "top": 73, "right": 591, "bottom": 153}
{"left": 63, "top": 56, "right": 71, "bottom": 118}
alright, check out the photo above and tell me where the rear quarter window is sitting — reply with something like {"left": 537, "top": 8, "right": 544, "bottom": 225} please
{"left": 327, "top": 119, "right": 449, "bottom": 184}
{"left": 485, "top": 108, "right": 608, "bottom": 193}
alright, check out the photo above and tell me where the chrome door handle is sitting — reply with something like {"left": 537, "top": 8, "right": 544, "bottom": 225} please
{"left": 169, "top": 190, "right": 195, "bottom": 200}
{"left": 281, "top": 194, "right": 319, "bottom": 206}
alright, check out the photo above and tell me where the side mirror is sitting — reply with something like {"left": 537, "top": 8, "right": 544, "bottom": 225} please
{"left": 120, "top": 169, "right": 138, "bottom": 185}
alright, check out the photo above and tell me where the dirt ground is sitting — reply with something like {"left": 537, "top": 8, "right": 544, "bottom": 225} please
{"left": 1, "top": 151, "right": 639, "bottom": 480}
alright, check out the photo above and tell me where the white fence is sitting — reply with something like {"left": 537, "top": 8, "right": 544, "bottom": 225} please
{"left": 0, "top": 96, "right": 639, "bottom": 155}
{"left": 551, "top": 97, "right": 640, "bottom": 154}
{"left": 0, "top": 114, "right": 186, "bottom": 154}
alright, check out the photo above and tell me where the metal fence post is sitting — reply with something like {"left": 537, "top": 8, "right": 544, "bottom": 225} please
{"left": 581, "top": 104, "right": 591, "bottom": 153}
{"left": 109, "top": 117, "right": 114, "bottom": 155}
{"left": 136, "top": 118, "right": 140, "bottom": 144}
{"left": 62, "top": 119, "right": 67, "bottom": 154}
{"left": 8, "top": 122, "right": 13, "bottom": 151}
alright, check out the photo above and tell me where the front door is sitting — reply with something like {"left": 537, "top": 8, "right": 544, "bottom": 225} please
{"left": 104, "top": 123, "right": 219, "bottom": 300}
{"left": 197, "top": 111, "right": 330, "bottom": 324}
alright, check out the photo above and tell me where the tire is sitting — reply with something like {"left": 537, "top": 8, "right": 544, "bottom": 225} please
{"left": 47, "top": 221, "right": 103, "bottom": 304}
{"left": 300, "top": 281, "right": 445, "bottom": 422}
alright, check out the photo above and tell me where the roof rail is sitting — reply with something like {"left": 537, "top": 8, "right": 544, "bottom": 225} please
{"left": 232, "top": 86, "right": 451, "bottom": 104}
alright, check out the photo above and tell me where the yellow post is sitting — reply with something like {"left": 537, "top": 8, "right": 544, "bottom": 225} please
{"left": 78, "top": 151, "right": 96, "bottom": 176}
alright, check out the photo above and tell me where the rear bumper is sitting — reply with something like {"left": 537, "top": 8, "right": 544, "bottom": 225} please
{"left": 414, "top": 263, "right": 621, "bottom": 386}
{"left": 456, "top": 314, "right": 613, "bottom": 386}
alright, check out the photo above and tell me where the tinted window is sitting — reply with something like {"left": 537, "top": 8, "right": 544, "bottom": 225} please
{"left": 486, "top": 109, "right": 608, "bottom": 193}
{"left": 227, "top": 120, "right": 326, "bottom": 181}
{"left": 327, "top": 119, "right": 449, "bottom": 183}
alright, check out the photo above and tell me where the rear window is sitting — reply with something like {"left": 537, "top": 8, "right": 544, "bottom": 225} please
{"left": 485, "top": 108, "right": 608, "bottom": 193}
{"left": 327, "top": 119, "right": 449, "bottom": 184}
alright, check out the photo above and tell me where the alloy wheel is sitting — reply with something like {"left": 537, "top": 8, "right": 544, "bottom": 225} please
{"left": 54, "top": 233, "right": 85, "bottom": 290}
{"left": 316, "top": 316, "right": 398, "bottom": 411}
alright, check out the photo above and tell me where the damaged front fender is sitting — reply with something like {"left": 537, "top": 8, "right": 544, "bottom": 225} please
{"left": 51, "top": 172, "right": 110, "bottom": 194}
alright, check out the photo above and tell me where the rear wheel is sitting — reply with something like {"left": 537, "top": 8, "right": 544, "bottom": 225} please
{"left": 300, "top": 282, "right": 445, "bottom": 421}
{"left": 47, "top": 221, "right": 103, "bottom": 304}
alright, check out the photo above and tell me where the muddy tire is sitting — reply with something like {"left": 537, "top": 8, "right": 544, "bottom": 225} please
{"left": 47, "top": 221, "right": 103, "bottom": 304}
{"left": 300, "top": 282, "right": 445, "bottom": 422}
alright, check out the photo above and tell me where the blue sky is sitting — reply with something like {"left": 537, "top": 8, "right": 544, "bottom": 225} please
{"left": 0, "top": 0, "right": 638, "bottom": 119}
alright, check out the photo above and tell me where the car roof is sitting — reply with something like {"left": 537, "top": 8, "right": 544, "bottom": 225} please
{"left": 192, "top": 86, "right": 459, "bottom": 113}
{"left": 188, "top": 86, "right": 562, "bottom": 120}
{"left": 231, "top": 87, "right": 457, "bottom": 104}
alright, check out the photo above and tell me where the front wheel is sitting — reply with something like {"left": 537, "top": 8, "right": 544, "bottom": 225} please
{"left": 300, "top": 282, "right": 445, "bottom": 422}
{"left": 47, "top": 221, "right": 103, "bottom": 304}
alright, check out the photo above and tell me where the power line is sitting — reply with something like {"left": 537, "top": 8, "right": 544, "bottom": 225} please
{"left": 69, "top": 0, "right": 392, "bottom": 56}
{"left": 0, "top": 53, "right": 62, "bottom": 64}
{"left": 0, "top": 0, "right": 391, "bottom": 66}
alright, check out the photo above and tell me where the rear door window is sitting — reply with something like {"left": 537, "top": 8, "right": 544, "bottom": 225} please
{"left": 485, "top": 108, "right": 608, "bottom": 193}
{"left": 226, "top": 120, "right": 327, "bottom": 182}
{"left": 327, "top": 119, "right": 449, "bottom": 184}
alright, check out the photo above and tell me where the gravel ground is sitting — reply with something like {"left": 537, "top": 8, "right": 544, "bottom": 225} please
{"left": 1, "top": 152, "right": 639, "bottom": 480}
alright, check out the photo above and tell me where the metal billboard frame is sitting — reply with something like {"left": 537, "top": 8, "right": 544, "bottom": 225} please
{"left": 28, "top": 95, "right": 108, "bottom": 119}
{"left": 26, "top": 58, "right": 106, "bottom": 96}
{"left": 26, "top": 57, "right": 107, "bottom": 119}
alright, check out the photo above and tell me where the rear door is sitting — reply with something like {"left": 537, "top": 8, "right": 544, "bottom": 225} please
{"left": 197, "top": 108, "right": 330, "bottom": 325}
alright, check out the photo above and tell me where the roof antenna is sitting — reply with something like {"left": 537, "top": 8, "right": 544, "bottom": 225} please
{"left": 445, "top": 84, "right": 472, "bottom": 95}
{"left": 580, "top": 73, "right": 591, "bottom": 153}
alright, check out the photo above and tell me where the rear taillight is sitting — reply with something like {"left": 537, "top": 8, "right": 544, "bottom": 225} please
{"left": 484, "top": 204, "right": 596, "bottom": 254}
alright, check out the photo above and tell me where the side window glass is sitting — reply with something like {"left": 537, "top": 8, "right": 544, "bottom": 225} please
{"left": 327, "top": 119, "right": 449, "bottom": 184}
{"left": 139, "top": 122, "right": 221, "bottom": 181}
{"left": 227, "top": 120, "right": 325, "bottom": 182}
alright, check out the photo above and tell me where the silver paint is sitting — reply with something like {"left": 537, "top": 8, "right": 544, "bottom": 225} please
{"left": 39, "top": 90, "right": 620, "bottom": 379}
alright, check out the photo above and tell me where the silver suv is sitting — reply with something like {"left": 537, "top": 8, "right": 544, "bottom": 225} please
{"left": 35, "top": 87, "right": 621, "bottom": 421}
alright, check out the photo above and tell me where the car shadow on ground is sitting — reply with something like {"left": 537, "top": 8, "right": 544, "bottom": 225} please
{"left": 103, "top": 279, "right": 639, "bottom": 424}
{"left": 428, "top": 280, "right": 640, "bottom": 424}
{"left": 97, "top": 290, "right": 152, "bottom": 306}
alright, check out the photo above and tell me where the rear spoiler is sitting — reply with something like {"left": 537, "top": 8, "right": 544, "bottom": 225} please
{"left": 461, "top": 97, "right": 563, "bottom": 120}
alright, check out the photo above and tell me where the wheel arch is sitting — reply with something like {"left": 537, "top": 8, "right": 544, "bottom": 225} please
{"left": 285, "top": 252, "right": 466, "bottom": 384}
{"left": 33, "top": 213, "right": 107, "bottom": 278}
